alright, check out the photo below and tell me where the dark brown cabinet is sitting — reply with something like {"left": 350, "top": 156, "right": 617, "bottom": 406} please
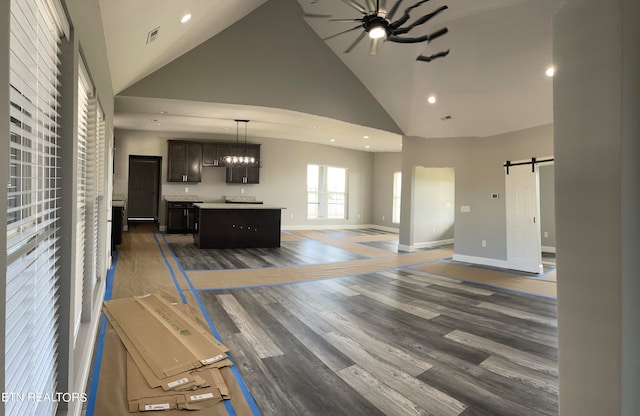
{"left": 167, "top": 141, "right": 202, "bottom": 182}
{"left": 202, "top": 143, "right": 223, "bottom": 167}
{"left": 166, "top": 201, "right": 200, "bottom": 233}
{"left": 225, "top": 144, "right": 261, "bottom": 184}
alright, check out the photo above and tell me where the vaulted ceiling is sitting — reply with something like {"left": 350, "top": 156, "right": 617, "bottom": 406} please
{"left": 99, "top": 0, "right": 559, "bottom": 151}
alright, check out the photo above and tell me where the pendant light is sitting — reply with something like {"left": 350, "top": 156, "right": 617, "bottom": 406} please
{"left": 220, "top": 119, "right": 259, "bottom": 167}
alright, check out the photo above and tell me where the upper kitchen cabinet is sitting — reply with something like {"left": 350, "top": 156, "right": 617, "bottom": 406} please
{"left": 167, "top": 141, "right": 202, "bottom": 182}
{"left": 202, "top": 143, "right": 223, "bottom": 167}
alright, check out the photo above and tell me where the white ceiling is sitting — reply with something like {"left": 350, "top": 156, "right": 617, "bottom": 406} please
{"left": 100, "top": 0, "right": 559, "bottom": 152}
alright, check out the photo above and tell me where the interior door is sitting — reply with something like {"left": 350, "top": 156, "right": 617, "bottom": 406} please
{"left": 128, "top": 156, "right": 161, "bottom": 221}
{"left": 506, "top": 165, "right": 542, "bottom": 273}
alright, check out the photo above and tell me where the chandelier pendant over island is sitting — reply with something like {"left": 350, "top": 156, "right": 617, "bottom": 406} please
{"left": 220, "top": 119, "right": 260, "bottom": 167}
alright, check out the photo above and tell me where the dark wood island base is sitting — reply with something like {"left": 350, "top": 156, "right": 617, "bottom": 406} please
{"left": 193, "top": 203, "right": 285, "bottom": 249}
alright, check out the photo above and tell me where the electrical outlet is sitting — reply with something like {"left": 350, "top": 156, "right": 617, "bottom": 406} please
{"left": 240, "top": 188, "right": 245, "bottom": 194}
{"left": 544, "top": 231, "right": 549, "bottom": 238}
{"left": 184, "top": 187, "right": 189, "bottom": 193}
{"left": 357, "top": 214, "right": 361, "bottom": 220}
{"left": 382, "top": 215, "right": 385, "bottom": 221}
{"left": 290, "top": 213, "right": 294, "bottom": 219}
{"left": 482, "top": 240, "right": 487, "bottom": 247}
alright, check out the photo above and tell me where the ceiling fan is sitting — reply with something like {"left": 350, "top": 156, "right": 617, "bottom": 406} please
{"left": 321, "top": 0, "right": 450, "bottom": 62}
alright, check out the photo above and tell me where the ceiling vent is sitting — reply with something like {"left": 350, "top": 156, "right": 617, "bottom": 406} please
{"left": 146, "top": 27, "right": 160, "bottom": 44}
{"left": 440, "top": 115, "right": 453, "bottom": 121}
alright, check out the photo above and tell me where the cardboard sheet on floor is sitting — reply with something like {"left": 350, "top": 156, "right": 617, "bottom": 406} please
{"left": 103, "top": 294, "right": 229, "bottom": 378}
{"left": 127, "top": 352, "right": 224, "bottom": 412}
{"left": 109, "top": 307, "right": 232, "bottom": 391}
{"left": 95, "top": 322, "right": 240, "bottom": 416}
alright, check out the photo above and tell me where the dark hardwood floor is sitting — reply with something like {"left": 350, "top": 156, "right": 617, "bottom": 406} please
{"left": 197, "top": 268, "right": 558, "bottom": 416}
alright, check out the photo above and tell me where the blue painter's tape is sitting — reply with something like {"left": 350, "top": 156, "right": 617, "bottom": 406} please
{"left": 160, "top": 234, "right": 262, "bottom": 416}
{"left": 152, "top": 231, "right": 188, "bottom": 304}
{"left": 85, "top": 251, "right": 119, "bottom": 416}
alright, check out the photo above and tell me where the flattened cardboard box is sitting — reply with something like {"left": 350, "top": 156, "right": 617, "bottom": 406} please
{"left": 107, "top": 306, "right": 232, "bottom": 391}
{"left": 127, "top": 353, "right": 227, "bottom": 412}
{"left": 95, "top": 322, "right": 251, "bottom": 416}
{"left": 103, "top": 294, "right": 229, "bottom": 379}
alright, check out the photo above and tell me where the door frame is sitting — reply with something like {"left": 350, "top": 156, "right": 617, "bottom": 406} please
{"left": 127, "top": 155, "right": 162, "bottom": 222}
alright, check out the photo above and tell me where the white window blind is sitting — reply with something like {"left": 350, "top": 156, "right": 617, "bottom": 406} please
{"left": 76, "top": 62, "right": 95, "bottom": 330}
{"left": 95, "top": 107, "right": 106, "bottom": 278}
{"left": 6, "top": 0, "right": 65, "bottom": 414}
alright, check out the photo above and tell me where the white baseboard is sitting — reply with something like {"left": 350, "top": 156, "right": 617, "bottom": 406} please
{"left": 397, "top": 239, "right": 454, "bottom": 252}
{"left": 541, "top": 245, "right": 556, "bottom": 254}
{"left": 452, "top": 254, "right": 509, "bottom": 269}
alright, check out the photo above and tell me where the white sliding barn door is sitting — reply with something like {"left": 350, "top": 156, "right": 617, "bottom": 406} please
{"left": 506, "top": 165, "right": 543, "bottom": 274}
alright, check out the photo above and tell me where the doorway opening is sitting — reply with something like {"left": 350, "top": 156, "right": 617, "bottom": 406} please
{"left": 127, "top": 156, "right": 161, "bottom": 226}
{"left": 409, "top": 166, "right": 456, "bottom": 250}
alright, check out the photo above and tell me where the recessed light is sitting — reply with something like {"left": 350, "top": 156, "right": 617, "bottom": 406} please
{"left": 330, "top": 139, "right": 336, "bottom": 142}
{"left": 545, "top": 66, "right": 555, "bottom": 77}
{"left": 365, "top": 145, "right": 371, "bottom": 149}
{"left": 159, "top": 110, "right": 167, "bottom": 114}
{"left": 363, "top": 135, "right": 369, "bottom": 139}
{"left": 181, "top": 13, "right": 192, "bottom": 23}
{"left": 427, "top": 95, "right": 437, "bottom": 104}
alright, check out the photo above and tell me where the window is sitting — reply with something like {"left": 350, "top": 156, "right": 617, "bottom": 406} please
{"left": 392, "top": 171, "right": 402, "bottom": 224}
{"left": 307, "top": 165, "right": 348, "bottom": 219}
{"left": 6, "top": 0, "right": 67, "bottom": 414}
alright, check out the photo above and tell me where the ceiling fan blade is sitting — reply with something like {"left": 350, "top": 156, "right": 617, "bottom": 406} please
{"left": 305, "top": 13, "right": 333, "bottom": 18}
{"left": 380, "top": 0, "right": 387, "bottom": 11}
{"left": 330, "top": 18, "right": 364, "bottom": 22}
{"left": 386, "top": 0, "right": 405, "bottom": 20}
{"left": 388, "top": 27, "right": 448, "bottom": 43}
{"left": 323, "top": 25, "right": 362, "bottom": 41}
{"left": 340, "top": 0, "right": 367, "bottom": 14}
{"left": 390, "top": 0, "right": 430, "bottom": 29}
{"left": 369, "top": 37, "right": 382, "bottom": 55}
{"left": 416, "top": 49, "right": 450, "bottom": 62}
{"left": 365, "top": 0, "right": 376, "bottom": 13}
{"left": 345, "top": 31, "right": 367, "bottom": 53}
{"left": 392, "top": 5, "right": 448, "bottom": 35}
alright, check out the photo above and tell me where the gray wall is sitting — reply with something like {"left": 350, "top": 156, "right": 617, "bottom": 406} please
{"left": 411, "top": 167, "right": 455, "bottom": 245}
{"left": 400, "top": 124, "right": 553, "bottom": 259}
{"left": 554, "top": 0, "right": 640, "bottom": 414}
{"left": 119, "top": 0, "right": 401, "bottom": 134}
{"left": 371, "top": 152, "right": 402, "bottom": 229}
{"left": 539, "top": 164, "right": 556, "bottom": 249}
{"left": 114, "top": 130, "right": 375, "bottom": 228}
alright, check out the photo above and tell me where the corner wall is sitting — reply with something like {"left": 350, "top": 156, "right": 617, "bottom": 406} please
{"left": 554, "top": 0, "right": 640, "bottom": 414}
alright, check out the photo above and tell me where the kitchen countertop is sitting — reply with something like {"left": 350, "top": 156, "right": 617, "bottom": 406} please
{"left": 193, "top": 203, "right": 285, "bottom": 210}
{"left": 164, "top": 195, "right": 203, "bottom": 202}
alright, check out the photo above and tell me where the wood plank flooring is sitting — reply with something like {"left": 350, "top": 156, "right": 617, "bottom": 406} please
{"left": 198, "top": 269, "right": 558, "bottom": 416}
{"left": 100, "top": 226, "right": 558, "bottom": 416}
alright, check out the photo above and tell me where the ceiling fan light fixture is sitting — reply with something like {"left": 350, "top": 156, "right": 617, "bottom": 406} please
{"left": 368, "top": 24, "right": 387, "bottom": 39}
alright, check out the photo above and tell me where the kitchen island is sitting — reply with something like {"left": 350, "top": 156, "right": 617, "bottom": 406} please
{"left": 193, "top": 203, "right": 285, "bottom": 249}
